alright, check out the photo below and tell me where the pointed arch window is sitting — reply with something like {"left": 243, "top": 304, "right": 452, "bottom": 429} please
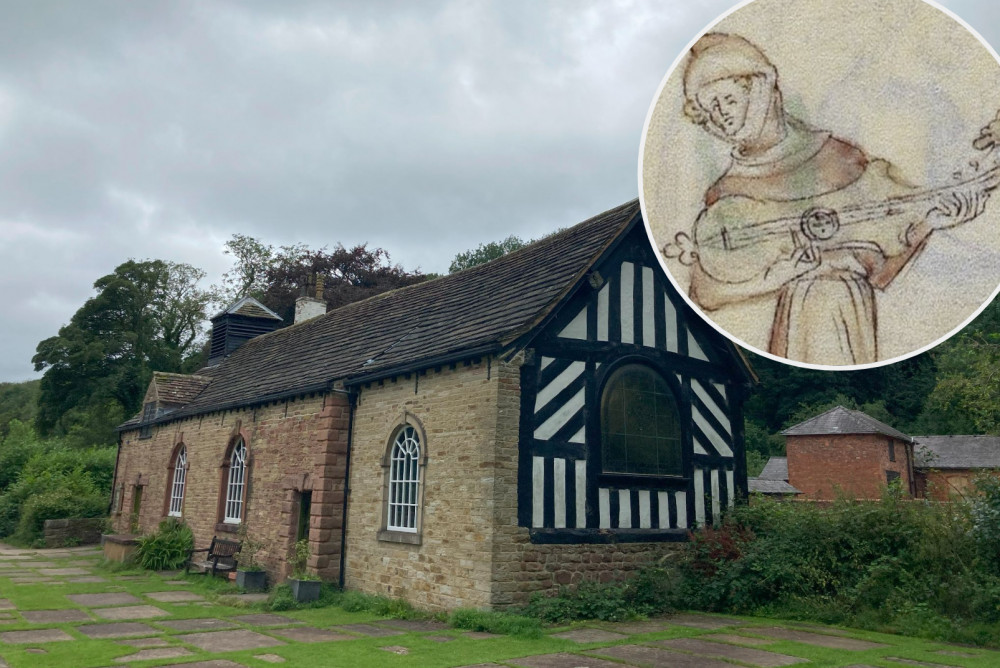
{"left": 387, "top": 426, "right": 421, "bottom": 533}
{"left": 168, "top": 446, "right": 187, "bottom": 517}
{"left": 223, "top": 438, "right": 247, "bottom": 524}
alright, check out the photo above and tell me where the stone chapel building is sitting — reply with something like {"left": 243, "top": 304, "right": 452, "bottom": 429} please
{"left": 110, "top": 200, "right": 754, "bottom": 611}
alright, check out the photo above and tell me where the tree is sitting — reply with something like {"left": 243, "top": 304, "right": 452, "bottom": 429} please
{"left": 32, "top": 260, "right": 210, "bottom": 442}
{"left": 0, "top": 380, "right": 39, "bottom": 439}
{"left": 449, "top": 235, "right": 530, "bottom": 273}
{"left": 213, "top": 235, "right": 427, "bottom": 324}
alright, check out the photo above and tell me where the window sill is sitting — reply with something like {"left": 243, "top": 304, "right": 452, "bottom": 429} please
{"left": 215, "top": 522, "right": 240, "bottom": 534}
{"left": 378, "top": 529, "right": 421, "bottom": 545}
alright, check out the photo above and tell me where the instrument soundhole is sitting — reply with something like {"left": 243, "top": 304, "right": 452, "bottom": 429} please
{"left": 800, "top": 207, "right": 840, "bottom": 241}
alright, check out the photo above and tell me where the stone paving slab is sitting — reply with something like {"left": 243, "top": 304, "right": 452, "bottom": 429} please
{"left": 21, "top": 609, "right": 92, "bottom": 623}
{"left": 157, "top": 662, "right": 247, "bottom": 668}
{"left": 936, "top": 650, "right": 980, "bottom": 657}
{"left": 427, "top": 635, "right": 455, "bottom": 642}
{"left": 0, "top": 629, "right": 75, "bottom": 643}
{"left": 883, "top": 659, "right": 959, "bottom": 667}
{"left": 156, "top": 571, "right": 182, "bottom": 578}
{"left": 114, "top": 647, "right": 193, "bottom": 663}
{"left": 177, "top": 629, "right": 285, "bottom": 653}
{"left": 255, "top": 656, "right": 286, "bottom": 664}
{"left": 380, "top": 645, "right": 409, "bottom": 655}
{"left": 11, "top": 577, "right": 55, "bottom": 584}
{"left": 93, "top": 604, "right": 170, "bottom": 620}
{"left": 117, "top": 637, "right": 171, "bottom": 647}
{"left": 273, "top": 627, "right": 355, "bottom": 643}
{"left": 453, "top": 664, "right": 505, "bottom": 668}
{"left": 68, "top": 593, "right": 142, "bottom": 607}
{"left": 509, "top": 653, "right": 637, "bottom": 668}
{"left": 667, "top": 613, "right": 744, "bottom": 630}
{"left": 0, "top": 620, "right": 15, "bottom": 626}
{"left": 653, "top": 637, "right": 809, "bottom": 666}
{"left": 145, "top": 590, "right": 205, "bottom": 602}
{"left": 376, "top": 619, "right": 450, "bottom": 632}
{"left": 701, "top": 633, "right": 774, "bottom": 646}
{"left": 0, "top": 601, "right": 11, "bottom": 611}
{"left": 551, "top": 628, "right": 628, "bottom": 643}
{"left": 18, "top": 561, "right": 58, "bottom": 568}
{"left": 599, "top": 620, "right": 672, "bottom": 635}
{"left": 334, "top": 623, "right": 404, "bottom": 637}
{"left": 0, "top": 613, "right": 12, "bottom": 620}
{"left": 159, "top": 618, "right": 240, "bottom": 632}
{"left": 231, "top": 614, "right": 300, "bottom": 627}
{"left": 68, "top": 576, "right": 107, "bottom": 583}
{"left": 77, "top": 622, "right": 160, "bottom": 639}
{"left": 746, "top": 627, "right": 889, "bottom": 650}
{"left": 591, "top": 644, "right": 736, "bottom": 668}
{"left": 36, "top": 568, "right": 91, "bottom": 576}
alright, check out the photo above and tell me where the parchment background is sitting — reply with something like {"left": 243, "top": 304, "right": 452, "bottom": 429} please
{"left": 641, "top": 0, "right": 1000, "bottom": 368}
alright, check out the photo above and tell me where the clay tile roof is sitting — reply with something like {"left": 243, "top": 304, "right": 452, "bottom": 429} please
{"left": 160, "top": 200, "right": 642, "bottom": 420}
{"left": 758, "top": 456, "right": 788, "bottom": 481}
{"left": 913, "top": 435, "right": 1000, "bottom": 469}
{"left": 212, "top": 296, "right": 282, "bottom": 321}
{"left": 781, "top": 405, "right": 913, "bottom": 443}
{"left": 748, "top": 478, "right": 800, "bottom": 495}
{"left": 152, "top": 372, "right": 213, "bottom": 405}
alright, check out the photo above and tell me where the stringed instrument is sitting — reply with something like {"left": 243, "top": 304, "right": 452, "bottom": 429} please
{"left": 679, "top": 111, "right": 1000, "bottom": 285}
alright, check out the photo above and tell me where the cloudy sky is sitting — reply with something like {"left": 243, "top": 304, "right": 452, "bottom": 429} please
{"left": 1, "top": 0, "right": 998, "bottom": 382}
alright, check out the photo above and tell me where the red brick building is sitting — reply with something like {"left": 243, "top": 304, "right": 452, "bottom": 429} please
{"left": 110, "top": 201, "right": 755, "bottom": 610}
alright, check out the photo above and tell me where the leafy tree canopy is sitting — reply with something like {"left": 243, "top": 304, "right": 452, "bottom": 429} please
{"left": 449, "top": 235, "right": 530, "bottom": 273}
{"left": 32, "top": 259, "right": 210, "bottom": 442}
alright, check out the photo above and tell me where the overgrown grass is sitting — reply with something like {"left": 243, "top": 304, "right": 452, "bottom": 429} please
{"left": 449, "top": 608, "right": 544, "bottom": 638}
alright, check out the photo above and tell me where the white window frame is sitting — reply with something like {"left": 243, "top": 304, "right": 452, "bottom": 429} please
{"left": 386, "top": 426, "right": 421, "bottom": 533}
{"left": 168, "top": 446, "right": 187, "bottom": 517}
{"left": 224, "top": 439, "right": 247, "bottom": 524}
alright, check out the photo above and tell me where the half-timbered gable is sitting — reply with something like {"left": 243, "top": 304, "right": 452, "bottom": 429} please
{"left": 518, "top": 221, "right": 751, "bottom": 542}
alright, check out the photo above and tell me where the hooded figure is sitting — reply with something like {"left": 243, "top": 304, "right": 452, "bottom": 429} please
{"left": 679, "top": 33, "right": 985, "bottom": 365}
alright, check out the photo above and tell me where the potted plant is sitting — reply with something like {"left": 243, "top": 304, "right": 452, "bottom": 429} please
{"left": 234, "top": 525, "right": 267, "bottom": 593}
{"left": 287, "top": 538, "right": 321, "bottom": 602}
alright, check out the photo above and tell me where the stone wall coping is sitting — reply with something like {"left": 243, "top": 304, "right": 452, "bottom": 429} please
{"left": 101, "top": 533, "right": 141, "bottom": 545}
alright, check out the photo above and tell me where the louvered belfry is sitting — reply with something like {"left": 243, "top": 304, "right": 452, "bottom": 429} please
{"left": 207, "top": 297, "right": 282, "bottom": 366}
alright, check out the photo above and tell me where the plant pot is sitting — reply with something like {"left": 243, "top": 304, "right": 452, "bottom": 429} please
{"left": 235, "top": 569, "right": 267, "bottom": 593}
{"left": 288, "top": 577, "right": 321, "bottom": 602}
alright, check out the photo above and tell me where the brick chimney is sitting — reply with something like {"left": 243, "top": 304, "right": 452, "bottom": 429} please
{"left": 295, "top": 275, "right": 327, "bottom": 324}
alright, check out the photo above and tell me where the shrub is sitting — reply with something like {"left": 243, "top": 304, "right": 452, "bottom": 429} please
{"left": 449, "top": 608, "right": 543, "bottom": 638}
{"left": 289, "top": 538, "right": 319, "bottom": 581}
{"left": 135, "top": 519, "right": 195, "bottom": 570}
{"left": 522, "top": 568, "right": 675, "bottom": 623}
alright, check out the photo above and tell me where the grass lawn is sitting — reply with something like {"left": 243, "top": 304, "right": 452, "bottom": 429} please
{"left": 1, "top": 544, "right": 998, "bottom": 667}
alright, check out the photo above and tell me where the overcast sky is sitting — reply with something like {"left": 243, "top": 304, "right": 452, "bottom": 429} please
{"left": 1, "top": 0, "right": 997, "bottom": 383}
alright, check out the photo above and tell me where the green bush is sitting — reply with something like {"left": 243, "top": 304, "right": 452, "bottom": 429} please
{"left": 522, "top": 568, "right": 675, "bottom": 623}
{"left": 15, "top": 486, "right": 106, "bottom": 543}
{"left": 449, "top": 608, "right": 543, "bottom": 638}
{"left": 135, "top": 519, "right": 195, "bottom": 570}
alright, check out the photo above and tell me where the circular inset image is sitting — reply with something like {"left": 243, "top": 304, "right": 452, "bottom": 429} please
{"left": 640, "top": 0, "right": 1000, "bottom": 370}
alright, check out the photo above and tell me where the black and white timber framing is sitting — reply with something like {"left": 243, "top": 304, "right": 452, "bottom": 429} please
{"left": 516, "top": 218, "right": 752, "bottom": 544}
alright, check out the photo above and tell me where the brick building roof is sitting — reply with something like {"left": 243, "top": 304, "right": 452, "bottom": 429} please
{"left": 129, "top": 200, "right": 741, "bottom": 427}
{"left": 781, "top": 406, "right": 912, "bottom": 443}
{"left": 913, "top": 435, "right": 1000, "bottom": 469}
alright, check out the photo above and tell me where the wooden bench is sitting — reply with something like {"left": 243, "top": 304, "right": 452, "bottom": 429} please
{"left": 185, "top": 536, "right": 241, "bottom": 577}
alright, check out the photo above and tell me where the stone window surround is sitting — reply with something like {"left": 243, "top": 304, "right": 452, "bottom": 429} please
{"left": 215, "top": 432, "right": 251, "bottom": 534}
{"left": 164, "top": 441, "right": 188, "bottom": 518}
{"left": 377, "top": 415, "right": 428, "bottom": 546}
{"left": 596, "top": 357, "right": 688, "bottom": 484}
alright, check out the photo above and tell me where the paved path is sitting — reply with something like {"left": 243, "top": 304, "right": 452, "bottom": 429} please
{"left": 0, "top": 543, "right": 998, "bottom": 667}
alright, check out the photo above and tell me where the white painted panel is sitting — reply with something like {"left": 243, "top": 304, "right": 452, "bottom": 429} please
{"left": 558, "top": 307, "right": 588, "bottom": 340}
{"left": 597, "top": 284, "right": 609, "bottom": 342}
{"left": 658, "top": 491, "right": 670, "bottom": 529}
{"left": 576, "top": 460, "right": 587, "bottom": 528}
{"left": 692, "top": 379, "right": 731, "bottom": 435}
{"left": 620, "top": 262, "right": 634, "bottom": 344}
{"left": 553, "top": 458, "right": 566, "bottom": 528}
{"left": 693, "top": 405, "right": 733, "bottom": 457}
{"left": 534, "top": 361, "right": 585, "bottom": 412}
{"left": 618, "top": 489, "right": 632, "bottom": 528}
{"left": 599, "top": 488, "right": 611, "bottom": 529}
{"left": 569, "top": 427, "right": 585, "bottom": 444}
{"left": 726, "top": 469, "right": 735, "bottom": 508}
{"left": 693, "top": 469, "right": 706, "bottom": 526}
{"left": 688, "top": 331, "right": 708, "bottom": 361}
{"left": 540, "top": 356, "right": 553, "bottom": 371}
{"left": 665, "top": 294, "right": 678, "bottom": 352}
{"left": 674, "top": 490, "right": 688, "bottom": 529}
{"left": 693, "top": 435, "right": 708, "bottom": 455}
{"left": 711, "top": 469, "right": 721, "bottom": 524}
{"left": 642, "top": 266, "right": 655, "bottom": 348}
{"left": 638, "top": 490, "right": 651, "bottom": 529}
{"left": 714, "top": 382, "right": 727, "bottom": 400}
{"left": 534, "top": 388, "right": 585, "bottom": 440}
{"left": 532, "top": 457, "right": 545, "bottom": 528}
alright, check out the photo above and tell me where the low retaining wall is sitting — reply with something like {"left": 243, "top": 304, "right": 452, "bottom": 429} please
{"left": 43, "top": 517, "right": 106, "bottom": 547}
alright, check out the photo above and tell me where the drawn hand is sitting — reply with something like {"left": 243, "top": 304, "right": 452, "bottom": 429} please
{"left": 662, "top": 232, "right": 699, "bottom": 266}
{"left": 762, "top": 246, "right": 821, "bottom": 290}
{"left": 927, "top": 188, "right": 990, "bottom": 229}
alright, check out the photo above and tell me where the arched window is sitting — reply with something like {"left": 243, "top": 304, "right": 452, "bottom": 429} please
{"left": 223, "top": 438, "right": 247, "bottom": 524}
{"left": 600, "top": 364, "right": 683, "bottom": 476}
{"left": 386, "top": 426, "right": 421, "bottom": 533}
{"left": 168, "top": 446, "right": 187, "bottom": 517}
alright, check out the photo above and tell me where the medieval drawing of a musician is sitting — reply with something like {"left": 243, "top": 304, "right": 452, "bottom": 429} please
{"left": 663, "top": 32, "right": 996, "bottom": 366}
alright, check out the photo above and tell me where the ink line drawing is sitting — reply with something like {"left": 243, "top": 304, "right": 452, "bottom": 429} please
{"left": 662, "top": 33, "right": 999, "bottom": 366}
